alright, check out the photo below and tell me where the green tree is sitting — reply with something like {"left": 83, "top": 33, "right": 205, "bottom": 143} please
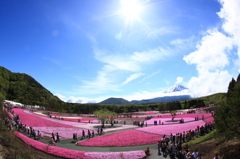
{"left": 214, "top": 74, "right": 240, "bottom": 140}
{"left": 170, "top": 110, "right": 177, "bottom": 121}
{"left": 93, "top": 109, "right": 110, "bottom": 128}
{"left": 108, "top": 111, "right": 118, "bottom": 127}
{"left": 0, "top": 93, "right": 5, "bottom": 106}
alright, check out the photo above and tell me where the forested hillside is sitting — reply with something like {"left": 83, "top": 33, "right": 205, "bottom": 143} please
{"left": 0, "top": 66, "right": 63, "bottom": 110}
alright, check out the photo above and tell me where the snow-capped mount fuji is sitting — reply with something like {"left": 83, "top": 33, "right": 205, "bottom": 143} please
{"left": 164, "top": 84, "right": 189, "bottom": 93}
{"left": 131, "top": 84, "right": 191, "bottom": 104}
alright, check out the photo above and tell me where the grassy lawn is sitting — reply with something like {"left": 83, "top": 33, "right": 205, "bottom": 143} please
{"left": 183, "top": 130, "right": 216, "bottom": 146}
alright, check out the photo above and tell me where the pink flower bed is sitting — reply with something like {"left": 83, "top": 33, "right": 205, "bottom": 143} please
{"left": 14, "top": 131, "right": 90, "bottom": 159}
{"left": 30, "top": 112, "right": 87, "bottom": 126}
{"left": 176, "top": 113, "right": 212, "bottom": 119}
{"left": 145, "top": 118, "right": 195, "bottom": 125}
{"left": 144, "top": 112, "right": 158, "bottom": 115}
{"left": 33, "top": 127, "right": 96, "bottom": 139}
{"left": 137, "top": 120, "right": 206, "bottom": 135}
{"left": 85, "top": 151, "right": 146, "bottom": 159}
{"left": 150, "top": 113, "right": 213, "bottom": 119}
{"left": 61, "top": 117, "right": 99, "bottom": 123}
{"left": 35, "top": 111, "right": 98, "bottom": 123}
{"left": 32, "top": 111, "right": 48, "bottom": 117}
{"left": 77, "top": 130, "right": 162, "bottom": 147}
{"left": 204, "top": 117, "right": 214, "bottom": 123}
{"left": 12, "top": 108, "right": 73, "bottom": 128}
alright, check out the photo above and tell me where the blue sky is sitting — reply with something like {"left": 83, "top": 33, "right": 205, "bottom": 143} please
{"left": 0, "top": 0, "right": 239, "bottom": 103}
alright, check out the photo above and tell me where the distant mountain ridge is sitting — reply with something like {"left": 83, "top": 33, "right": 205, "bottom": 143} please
{"left": 99, "top": 85, "right": 191, "bottom": 104}
{"left": 131, "top": 95, "right": 192, "bottom": 104}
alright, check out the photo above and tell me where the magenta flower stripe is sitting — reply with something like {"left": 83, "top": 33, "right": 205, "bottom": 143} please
{"left": 145, "top": 117, "right": 195, "bottom": 125}
{"left": 14, "top": 131, "right": 91, "bottom": 159}
{"left": 12, "top": 108, "right": 73, "bottom": 128}
{"left": 204, "top": 117, "right": 214, "bottom": 123}
{"left": 77, "top": 130, "right": 162, "bottom": 147}
{"left": 136, "top": 120, "right": 206, "bottom": 135}
{"left": 33, "top": 127, "right": 97, "bottom": 139}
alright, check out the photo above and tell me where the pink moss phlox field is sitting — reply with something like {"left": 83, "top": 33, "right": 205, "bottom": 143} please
{"left": 30, "top": 112, "right": 87, "bottom": 126}
{"left": 77, "top": 130, "right": 162, "bottom": 147}
{"left": 12, "top": 108, "right": 73, "bottom": 128}
{"left": 33, "top": 127, "right": 97, "bottom": 139}
{"left": 32, "top": 111, "right": 97, "bottom": 124}
{"left": 145, "top": 118, "right": 195, "bottom": 125}
{"left": 49, "top": 113, "right": 98, "bottom": 122}
{"left": 204, "top": 117, "right": 214, "bottom": 123}
{"left": 32, "top": 112, "right": 48, "bottom": 117}
{"left": 85, "top": 151, "right": 146, "bottom": 159}
{"left": 64, "top": 118, "right": 99, "bottom": 123}
{"left": 137, "top": 120, "right": 206, "bottom": 135}
{"left": 14, "top": 131, "right": 91, "bottom": 159}
{"left": 150, "top": 113, "right": 213, "bottom": 119}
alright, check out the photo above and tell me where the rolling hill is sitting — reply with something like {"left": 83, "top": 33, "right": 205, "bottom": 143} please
{"left": 99, "top": 97, "right": 131, "bottom": 105}
{"left": 0, "top": 66, "right": 63, "bottom": 109}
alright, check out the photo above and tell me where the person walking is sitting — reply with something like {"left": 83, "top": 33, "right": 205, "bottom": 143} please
{"left": 56, "top": 133, "right": 60, "bottom": 142}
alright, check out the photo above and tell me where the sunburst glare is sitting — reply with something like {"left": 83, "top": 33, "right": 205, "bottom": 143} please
{"left": 120, "top": 0, "right": 143, "bottom": 20}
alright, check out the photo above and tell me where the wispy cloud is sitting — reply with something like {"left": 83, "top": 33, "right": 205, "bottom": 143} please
{"left": 170, "top": 36, "right": 196, "bottom": 49}
{"left": 78, "top": 45, "right": 175, "bottom": 95}
{"left": 130, "top": 47, "right": 173, "bottom": 63}
{"left": 79, "top": 66, "right": 122, "bottom": 95}
{"left": 42, "top": 57, "right": 61, "bottom": 66}
{"left": 139, "top": 69, "right": 161, "bottom": 83}
{"left": 147, "top": 27, "right": 178, "bottom": 39}
{"left": 122, "top": 73, "right": 144, "bottom": 85}
{"left": 115, "top": 31, "right": 123, "bottom": 40}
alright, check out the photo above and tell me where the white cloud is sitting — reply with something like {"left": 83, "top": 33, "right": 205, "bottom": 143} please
{"left": 175, "top": 77, "right": 183, "bottom": 84}
{"left": 218, "top": 0, "right": 240, "bottom": 70}
{"left": 122, "top": 73, "right": 144, "bottom": 85}
{"left": 187, "top": 70, "right": 231, "bottom": 97}
{"left": 54, "top": 94, "right": 66, "bottom": 101}
{"left": 66, "top": 96, "right": 98, "bottom": 103}
{"left": 183, "top": 0, "right": 240, "bottom": 97}
{"left": 183, "top": 30, "right": 233, "bottom": 73}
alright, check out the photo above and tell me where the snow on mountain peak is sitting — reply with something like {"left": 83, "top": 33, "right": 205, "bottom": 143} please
{"left": 164, "top": 84, "right": 189, "bottom": 93}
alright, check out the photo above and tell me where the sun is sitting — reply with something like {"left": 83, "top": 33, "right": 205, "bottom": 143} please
{"left": 120, "top": 0, "right": 142, "bottom": 20}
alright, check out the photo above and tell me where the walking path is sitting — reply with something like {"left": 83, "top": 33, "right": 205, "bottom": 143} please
{"left": 21, "top": 122, "right": 174, "bottom": 159}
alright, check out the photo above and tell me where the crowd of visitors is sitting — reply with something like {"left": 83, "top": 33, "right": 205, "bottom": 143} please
{"left": 150, "top": 121, "right": 215, "bottom": 159}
